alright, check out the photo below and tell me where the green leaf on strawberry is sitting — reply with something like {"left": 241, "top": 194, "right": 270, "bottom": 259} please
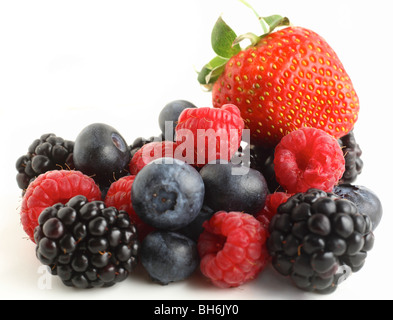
{"left": 198, "top": 1, "right": 289, "bottom": 88}
{"left": 197, "top": 56, "right": 228, "bottom": 88}
{"left": 198, "top": 17, "right": 242, "bottom": 88}
{"left": 211, "top": 16, "right": 241, "bottom": 58}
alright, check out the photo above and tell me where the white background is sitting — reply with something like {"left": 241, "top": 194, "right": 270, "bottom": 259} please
{"left": 0, "top": 0, "right": 392, "bottom": 300}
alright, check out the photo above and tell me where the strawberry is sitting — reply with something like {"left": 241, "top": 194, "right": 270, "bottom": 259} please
{"left": 198, "top": 1, "right": 359, "bottom": 147}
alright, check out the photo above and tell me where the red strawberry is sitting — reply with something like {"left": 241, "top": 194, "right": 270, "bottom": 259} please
{"left": 198, "top": 4, "right": 359, "bottom": 147}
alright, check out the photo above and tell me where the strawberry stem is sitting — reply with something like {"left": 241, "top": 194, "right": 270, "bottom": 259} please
{"left": 238, "top": 0, "right": 269, "bottom": 34}
{"left": 239, "top": 0, "right": 290, "bottom": 35}
{"left": 232, "top": 32, "right": 261, "bottom": 48}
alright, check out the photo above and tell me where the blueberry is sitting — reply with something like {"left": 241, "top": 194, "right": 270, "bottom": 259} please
{"left": 199, "top": 160, "right": 268, "bottom": 215}
{"left": 73, "top": 123, "right": 130, "bottom": 186}
{"left": 140, "top": 231, "right": 199, "bottom": 285}
{"left": 131, "top": 158, "right": 205, "bottom": 231}
{"left": 333, "top": 184, "right": 383, "bottom": 231}
{"left": 158, "top": 100, "right": 197, "bottom": 141}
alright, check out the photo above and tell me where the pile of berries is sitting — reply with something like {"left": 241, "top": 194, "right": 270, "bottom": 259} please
{"left": 15, "top": 3, "right": 382, "bottom": 294}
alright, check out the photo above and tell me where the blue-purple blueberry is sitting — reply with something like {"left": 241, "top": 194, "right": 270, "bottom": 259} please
{"left": 131, "top": 158, "right": 205, "bottom": 231}
{"left": 73, "top": 123, "right": 130, "bottom": 187}
{"left": 140, "top": 231, "right": 199, "bottom": 285}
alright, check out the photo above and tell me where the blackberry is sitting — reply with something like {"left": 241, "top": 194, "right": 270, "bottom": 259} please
{"left": 338, "top": 130, "right": 363, "bottom": 184}
{"left": 334, "top": 184, "right": 383, "bottom": 231}
{"left": 34, "top": 195, "right": 139, "bottom": 289}
{"left": 267, "top": 189, "right": 375, "bottom": 294}
{"left": 16, "top": 133, "right": 74, "bottom": 192}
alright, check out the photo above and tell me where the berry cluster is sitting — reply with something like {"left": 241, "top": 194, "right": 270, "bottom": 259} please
{"left": 35, "top": 195, "right": 139, "bottom": 288}
{"left": 268, "top": 189, "right": 374, "bottom": 293}
{"left": 14, "top": 2, "right": 382, "bottom": 295}
{"left": 16, "top": 133, "right": 74, "bottom": 193}
{"left": 15, "top": 98, "right": 381, "bottom": 293}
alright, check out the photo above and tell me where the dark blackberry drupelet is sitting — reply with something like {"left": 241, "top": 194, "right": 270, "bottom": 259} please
{"left": 267, "top": 189, "right": 374, "bottom": 294}
{"left": 338, "top": 130, "right": 363, "bottom": 184}
{"left": 16, "top": 133, "right": 74, "bottom": 192}
{"left": 34, "top": 195, "right": 139, "bottom": 289}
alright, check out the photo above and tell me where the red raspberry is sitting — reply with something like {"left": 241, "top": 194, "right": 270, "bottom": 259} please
{"left": 175, "top": 104, "right": 244, "bottom": 167}
{"left": 198, "top": 211, "right": 269, "bottom": 288}
{"left": 255, "top": 192, "right": 292, "bottom": 229}
{"left": 129, "top": 141, "right": 178, "bottom": 175}
{"left": 274, "top": 127, "right": 345, "bottom": 193}
{"left": 20, "top": 170, "right": 102, "bottom": 242}
{"left": 104, "top": 175, "right": 154, "bottom": 241}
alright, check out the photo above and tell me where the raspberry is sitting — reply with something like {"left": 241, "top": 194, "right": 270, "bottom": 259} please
{"left": 129, "top": 141, "right": 178, "bottom": 175}
{"left": 198, "top": 211, "right": 269, "bottom": 288}
{"left": 175, "top": 104, "right": 244, "bottom": 167}
{"left": 255, "top": 192, "right": 293, "bottom": 228}
{"left": 274, "top": 128, "right": 345, "bottom": 193}
{"left": 104, "top": 175, "right": 154, "bottom": 241}
{"left": 129, "top": 135, "right": 163, "bottom": 159}
{"left": 20, "top": 170, "right": 102, "bottom": 242}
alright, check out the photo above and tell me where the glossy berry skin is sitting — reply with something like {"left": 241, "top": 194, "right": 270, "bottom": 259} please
{"left": 140, "top": 231, "right": 199, "bottom": 285}
{"left": 268, "top": 189, "right": 374, "bottom": 293}
{"left": 131, "top": 158, "right": 205, "bottom": 231}
{"left": 212, "top": 27, "right": 359, "bottom": 147}
{"left": 158, "top": 100, "right": 197, "bottom": 141}
{"left": 15, "top": 133, "right": 74, "bottom": 192}
{"left": 20, "top": 170, "right": 102, "bottom": 242}
{"left": 34, "top": 195, "right": 139, "bottom": 289}
{"left": 274, "top": 127, "right": 345, "bottom": 193}
{"left": 338, "top": 131, "right": 363, "bottom": 184}
{"left": 255, "top": 192, "right": 293, "bottom": 227}
{"left": 334, "top": 184, "right": 383, "bottom": 231}
{"left": 199, "top": 161, "right": 268, "bottom": 215}
{"left": 104, "top": 175, "right": 155, "bottom": 241}
{"left": 198, "top": 211, "right": 269, "bottom": 288}
{"left": 73, "top": 123, "right": 130, "bottom": 186}
{"left": 177, "top": 205, "right": 215, "bottom": 242}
